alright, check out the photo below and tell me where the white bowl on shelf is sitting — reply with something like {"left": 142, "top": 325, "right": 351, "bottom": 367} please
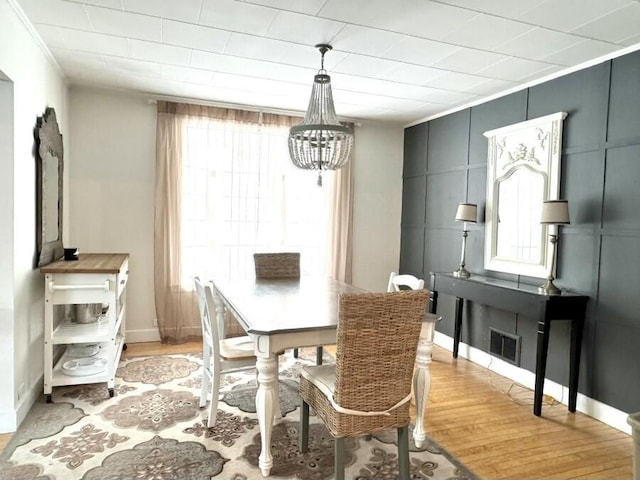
{"left": 61, "top": 357, "right": 107, "bottom": 377}
{"left": 66, "top": 343, "right": 100, "bottom": 358}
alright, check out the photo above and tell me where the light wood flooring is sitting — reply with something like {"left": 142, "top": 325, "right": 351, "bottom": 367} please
{"left": 1, "top": 341, "right": 633, "bottom": 479}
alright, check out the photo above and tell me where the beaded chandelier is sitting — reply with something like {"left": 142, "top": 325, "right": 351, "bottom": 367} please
{"left": 288, "top": 44, "right": 354, "bottom": 186}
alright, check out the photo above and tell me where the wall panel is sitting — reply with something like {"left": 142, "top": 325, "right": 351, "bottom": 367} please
{"left": 399, "top": 226, "right": 424, "bottom": 278}
{"left": 401, "top": 176, "right": 426, "bottom": 226}
{"left": 592, "top": 321, "right": 640, "bottom": 412}
{"left": 527, "top": 63, "right": 610, "bottom": 151}
{"left": 427, "top": 109, "right": 470, "bottom": 172}
{"left": 401, "top": 49, "right": 640, "bottom": 414}
{"left": 608, "top": 49, "right": 640, "bottom": 143}
{"left": 425, "top": 171, "right": 466, "bottom": 226}
{"left": 598, "top": 235, "right": 640, "bottom": 328}
{"left": 603, "top": 145, "right": 640, "bottom": 230}
{"left": 403, "top": 122, "right": 428, "bottom": 176}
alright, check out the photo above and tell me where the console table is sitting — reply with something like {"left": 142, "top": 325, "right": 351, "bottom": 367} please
{"left": 429, "top": 272, "right": 588, "bottom": 416}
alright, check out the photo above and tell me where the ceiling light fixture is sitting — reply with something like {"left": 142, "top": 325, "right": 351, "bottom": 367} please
{"left": 288, "top": 44, "right": 354, "bottom": 186}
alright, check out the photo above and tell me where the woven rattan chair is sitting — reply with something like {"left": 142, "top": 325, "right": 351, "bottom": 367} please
{"left": 194, "top": 277, "right": 255, "bottom": 427}
{"left": 253, "top": 252, "right": 300, "bottom": 279}
{"left": 253, "top": 252, "right": 324, "bottom": 365}
{"left": 299, "top": 290, "right": 430, "bottom": 480}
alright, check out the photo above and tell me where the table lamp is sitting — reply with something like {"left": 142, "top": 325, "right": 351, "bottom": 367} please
{"left": 539, "top": 200, "right": 570, "bottom": 295}
{"left": 453, "top": 203, "right": 477, "bottom": 278}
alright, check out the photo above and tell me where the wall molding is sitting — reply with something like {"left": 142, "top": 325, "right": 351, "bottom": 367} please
{"left": 405, "top": 43, "right": 640, "bottom": 128}
{"left": 434, "top": 331, "right": 632, "bottom": 435}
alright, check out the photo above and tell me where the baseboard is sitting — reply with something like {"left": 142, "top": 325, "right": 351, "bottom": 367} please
{"left": 0, "top": 375, "right": 44, "bottom": 434}
{"left": 0, "top": 410, "right": 16, "bottom": 434}
{"left": 124, "top": 328, "right": 161, "bottom": 343}
{"left": 433, "top": 331, "right": 632, "bottom": 435}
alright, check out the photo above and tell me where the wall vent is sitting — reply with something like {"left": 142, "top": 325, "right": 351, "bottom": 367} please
{"left": 489, "top": 328, "right": 521, "bottom": 366}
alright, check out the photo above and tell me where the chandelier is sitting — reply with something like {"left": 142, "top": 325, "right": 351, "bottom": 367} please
{"left": 288, "top": 44, "right": 354, "bottom": 186}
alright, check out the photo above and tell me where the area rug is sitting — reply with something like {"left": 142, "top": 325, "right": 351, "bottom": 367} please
{"left": 0, "top": 349, "right": 478, "bottom": 480}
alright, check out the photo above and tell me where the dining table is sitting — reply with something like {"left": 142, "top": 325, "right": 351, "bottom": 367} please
{"left": 210, "top": 275, "right": 439, "bottom": 477}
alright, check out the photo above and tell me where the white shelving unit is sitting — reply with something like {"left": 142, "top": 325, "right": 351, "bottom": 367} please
{"left": 40, "top": 253, "right": 129, "bottom": 402}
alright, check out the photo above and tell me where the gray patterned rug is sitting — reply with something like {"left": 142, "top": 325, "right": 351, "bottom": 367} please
{"left": 0, "top": 349, "right": 478, "bottom": 480}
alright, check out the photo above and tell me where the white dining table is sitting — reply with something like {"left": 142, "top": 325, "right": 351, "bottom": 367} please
{"left": 210, "top": 275, "right": 439, "bottom": 477}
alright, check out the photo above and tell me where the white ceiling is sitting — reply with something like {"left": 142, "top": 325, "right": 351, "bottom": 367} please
{"left": 14, "top": 0, "right": 640, "bottom": 124}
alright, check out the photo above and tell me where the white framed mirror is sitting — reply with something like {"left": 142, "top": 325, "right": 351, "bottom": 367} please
{"left": 483, "top": 112, "right": 567, "bottom": 278}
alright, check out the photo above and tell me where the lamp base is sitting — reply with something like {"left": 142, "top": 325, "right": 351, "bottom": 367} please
{"left": 453, "top": 267, "right": 471, "bottom": 278}
{"left": 538, "top": 279, "right": 561, "bottom": 295}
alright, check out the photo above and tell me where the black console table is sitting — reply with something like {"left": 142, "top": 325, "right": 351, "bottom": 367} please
{"left": 429, "top": 272, "right": 588, "bottom": 417}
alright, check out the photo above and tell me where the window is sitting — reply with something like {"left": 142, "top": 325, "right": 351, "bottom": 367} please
{"left": 180, "top": 116, "right": 331, "bottom": 286}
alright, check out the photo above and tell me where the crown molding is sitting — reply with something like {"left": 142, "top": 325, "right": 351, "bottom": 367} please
{"left": 7, "top": 0, "right": 65, "bottom": 78}
{"left": 405, "top": 41, "right": 640, "bottom": 129}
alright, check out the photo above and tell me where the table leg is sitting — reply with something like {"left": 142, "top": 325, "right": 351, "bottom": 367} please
{"left": 453, "top": 297, "right": 464, "bottom": 358}
{"left": 568, "top": 318, "right": 584, "bottom": 413}
{"left": 534, "top": 316, "right": 551, "bottom": 416}
{"left": 256, "top": 353, "right": 278, "bottom": 476}
{"left": 412, "top": 319, "right": 437, "bottom": 448}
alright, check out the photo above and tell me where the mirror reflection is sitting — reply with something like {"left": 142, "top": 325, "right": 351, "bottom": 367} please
{"left": 43, "top": 154, "right": 59, "bottom": 242}
{"left": 484, "top": 112, "right": 567, "bottom": 278}
{"left": 496, "top": 168, "right": 544, "bottom": 263}
{"left": 35, "top": 107, "right": 64, "bottom": 267}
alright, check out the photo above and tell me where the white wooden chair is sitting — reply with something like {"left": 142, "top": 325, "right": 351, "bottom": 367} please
{"left": 194, "top": 276, "right": 256, "bottom": 427}
{"left": 387, "top": 271, "right": 425, "bottom": 292}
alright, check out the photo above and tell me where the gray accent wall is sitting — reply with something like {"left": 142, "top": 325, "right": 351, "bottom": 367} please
{"left": 400, "top": 49, "right": 640, "bottom": 414}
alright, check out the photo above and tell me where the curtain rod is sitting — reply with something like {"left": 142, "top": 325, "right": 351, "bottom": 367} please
{"left": 147, "top": 93, "right": 361, "bottom": 125}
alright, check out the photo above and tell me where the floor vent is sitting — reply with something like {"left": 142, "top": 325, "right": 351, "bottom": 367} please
{"left": 489, "top": 328, "right": 521, "bottom": 366}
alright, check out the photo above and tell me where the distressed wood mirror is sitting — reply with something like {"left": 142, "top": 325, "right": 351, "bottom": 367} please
{"left": 35, "top": 107, "right": 64, "bottom": 267}
{"left": 483, "top": 112, "right": 567, "bottom": 278}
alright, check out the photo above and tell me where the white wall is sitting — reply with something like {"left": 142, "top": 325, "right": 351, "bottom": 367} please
{"left": 0, "top": 0, "right": 68, "bottom": 432}
{"left": 67, "top": 87, "right": 405, "bottom": 342}
{"left": 69, "top": 87, "right": 157, "bottom": 342}
{"left": 0, "top": 71, "right": 16, "bottom": 432}
{"left": 351, "top": 121, "right": 404, "bottom": 292}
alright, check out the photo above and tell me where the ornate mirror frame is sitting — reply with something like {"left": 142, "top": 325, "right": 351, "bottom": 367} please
{"left": 483, "top": 112, "right": 567, "bottom": 278}
{"left": 35, "top": 107, "right": 64, "bottom": 267}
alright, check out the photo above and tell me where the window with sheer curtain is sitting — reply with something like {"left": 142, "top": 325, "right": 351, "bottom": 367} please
{"left": 154, "top": 101, "right": 353, "bottom": 343}
{"left": 180, "top": 115, "right": 331, "bottom": 287}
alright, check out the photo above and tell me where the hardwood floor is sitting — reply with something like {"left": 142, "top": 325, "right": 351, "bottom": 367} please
{"left": 424, "top": 347, "right": 632, "bottom": 479}
{"left": 1, "top": 341, "right": 633, "bottom": 479}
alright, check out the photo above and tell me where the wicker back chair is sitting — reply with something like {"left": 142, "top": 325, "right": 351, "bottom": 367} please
{"left": 253, "top": 252, "right": 300, "bottom": 279}
{"left": 299, "top": 289, "right": 430, "bottom": 480}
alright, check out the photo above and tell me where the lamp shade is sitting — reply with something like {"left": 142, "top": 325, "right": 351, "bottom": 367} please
{"left": 455, "top": 203, "right": 477, "bottom": 223}
{"left": 540, "top": 200, "right": 570, "bottom": 224}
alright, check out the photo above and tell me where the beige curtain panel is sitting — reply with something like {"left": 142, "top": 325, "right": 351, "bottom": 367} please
{"left": 327, "top": 122, "right": 355, "bottom": 284}
{"left": 155, "top": 105, "right": 201, "bottom": 343}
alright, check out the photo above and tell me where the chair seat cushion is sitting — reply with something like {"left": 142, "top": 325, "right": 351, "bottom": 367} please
{"left": 220, "top": 335, "right": 255, "bottom": 361}
{"left": 300, "top": 364, "right": 336, "bottom": 398}
{"left": 301, "top": 364, "right": 411, "bottom": 417}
